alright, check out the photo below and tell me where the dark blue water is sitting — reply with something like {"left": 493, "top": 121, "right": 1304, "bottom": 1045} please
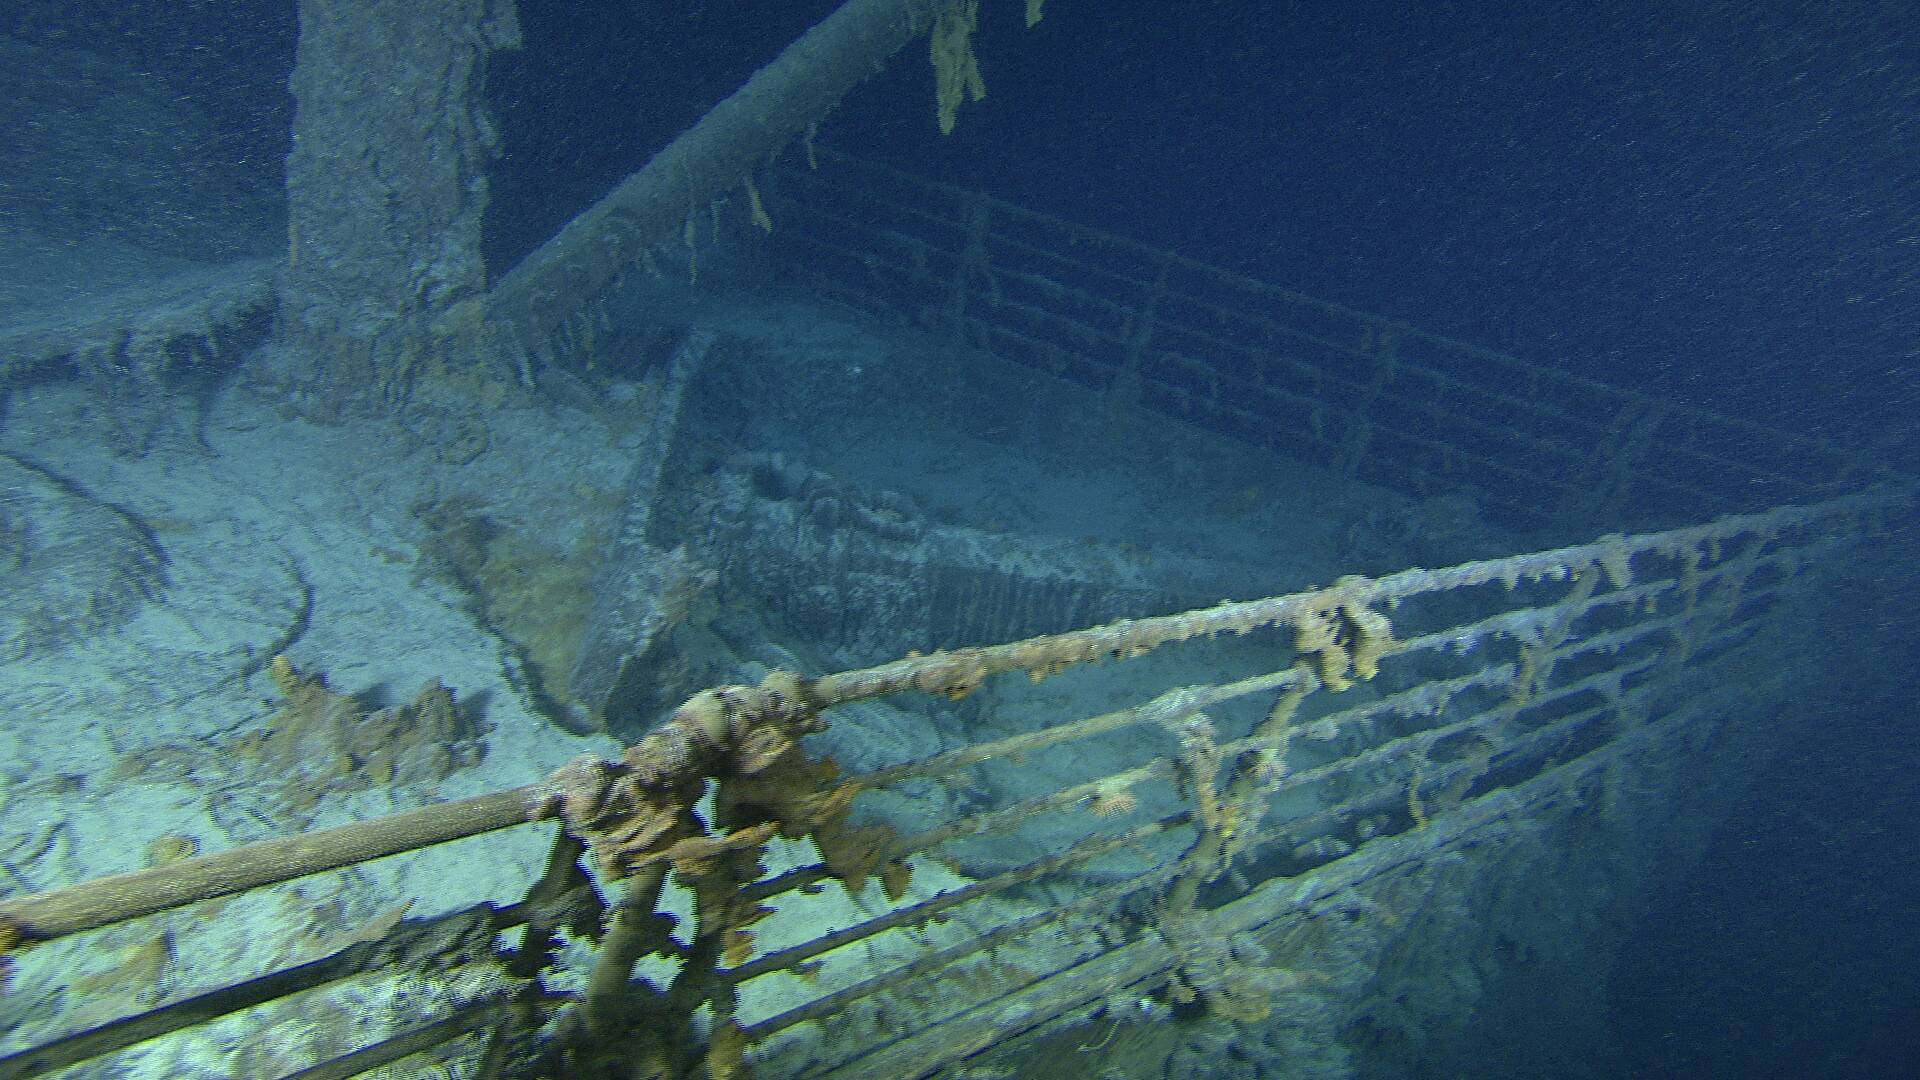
{"left": 831, "top": 0, "right": 1920, "bottom": 450}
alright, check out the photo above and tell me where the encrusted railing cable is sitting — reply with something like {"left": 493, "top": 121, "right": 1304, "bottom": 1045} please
{"left": 708, "top": 527, "right": 1811, "bottom": 1039}
{"left": 0, "top": 484, "right": 1901, "bottom": 1079}
{"left": 0, "top": 789, "right": 536, "bottom": 945}
{"left": 737, "top": 860, "right": 1189, "bottom": 1042}
{"left": 822, "top": 688, "right": 1736, "bottom": 1080}
{"left": 820, "top": 573, "right": 1798, "bottom": 1080}
{"left": 0, "top": 500, "right": 1867, "bottom": 955}
{"left": 0, "top": 902, "right": 519, "bottom": 1080}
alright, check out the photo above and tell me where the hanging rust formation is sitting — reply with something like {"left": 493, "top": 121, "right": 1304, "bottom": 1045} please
{"left": 1, "top": 477, "right": 1909, "bottom": 1078}
{"left": 485, "top": 0, "right": 954, "bottom": 375}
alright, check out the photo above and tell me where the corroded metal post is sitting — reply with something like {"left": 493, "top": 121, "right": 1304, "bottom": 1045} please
{"left": 277, "top": 0, "right": 522, "bottom": 414}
